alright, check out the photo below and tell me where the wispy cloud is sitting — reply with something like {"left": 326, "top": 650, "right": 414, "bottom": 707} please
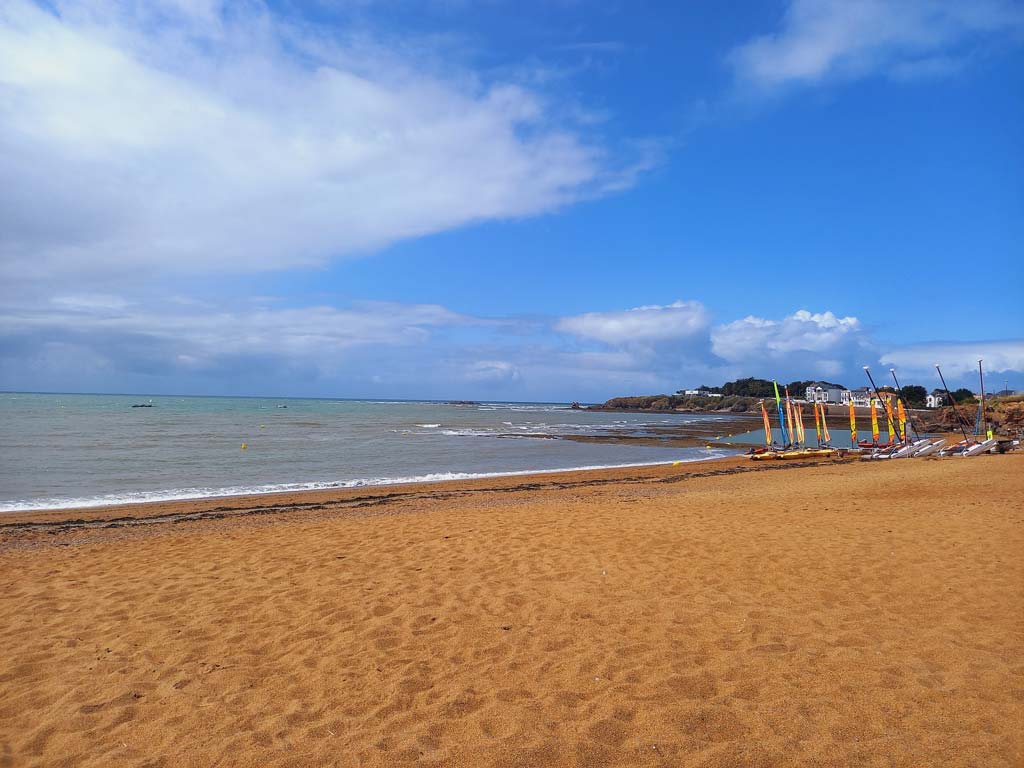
{"left": 556, "top": 300, "right": 709, "bottom": 345}
{"left": 0, "top": 0, "right": 650, "bottom": 289}
{"left": 880, "top": 340, "right": 1024, "bottom": 380}
{"left": 729, "top": 0, "right": 1024, "bottom": 90}
{"left": 2, "top": 291, "right": 1018, "bottom": 398}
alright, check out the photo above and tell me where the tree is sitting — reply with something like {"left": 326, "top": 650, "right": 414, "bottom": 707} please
{"left": 951, "top": 388, "right": 977, "bottom": 404}
{"left": 899, "top": 385, "right": 927, "bottom": 408}
{"left": 721, "top": 378, "right": 776, "bottom": 398}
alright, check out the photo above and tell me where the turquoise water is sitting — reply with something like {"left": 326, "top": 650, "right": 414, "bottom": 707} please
{"left": 0, "top": 393, "right": 745, "bottom": 511}
{"left": 722, "top": 427, "right": 912, "bottom": 447}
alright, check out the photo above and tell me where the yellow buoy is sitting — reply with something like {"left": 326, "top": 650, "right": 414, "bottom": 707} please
{"left": 241, "top": 443, "right": 247, "bottom": 450}
{"left": 672, "top": 461, "right": 681, "bottom": 466}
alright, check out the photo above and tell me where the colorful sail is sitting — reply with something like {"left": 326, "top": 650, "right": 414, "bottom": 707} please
{"left": 849, "top": 398, "right": 857, "bottom": 446}
{"left": 795, "top": 405, "right": 805, "bottom": 444}
{"left": 813, "top": 401, "right": 823, "bottom": 446}
{"left": 897, "top": 398, "right": 907, "bottom": 442}
{"left": 884, "top": 395, "right": 897, "bottom": 444}
{"left": 785, "top": 387, "right": 796, "bottom": 445}
{"left": 870, "top": 399, "right": 880, "bottom": 443}
{"left": 773, "top": 380, "right": 790, "bottom": 445}
{"left": 760, "top": 400, "right": 772, "bottom": 446}
{"left": 820, "top": 403, "right": 831, "bottom": 444}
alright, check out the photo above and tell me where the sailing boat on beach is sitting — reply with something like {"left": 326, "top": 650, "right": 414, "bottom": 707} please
{"left": 937, "top": 361, "right": 998, "bottom": 456}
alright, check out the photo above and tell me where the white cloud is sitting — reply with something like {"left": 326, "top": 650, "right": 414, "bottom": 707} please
{"left": 730, "top": 0, "right": 1024, "bottom": 89}
{"left": 0, "top": 0, "right": 647, "bottom": 286}
{"left": 555, "top": 300, "right": 709, "bottom": 345}
{"left": 464, "top": 360, "right": 520, "bottom": 383}
{"left": 881, "top": 340, "right": 1024, "bottom": 379}
{"left": 0, "top": 296, "right": 471, "bottom": 375}
{"left": 711, "top": 309, "right": 863, "bottom": 363}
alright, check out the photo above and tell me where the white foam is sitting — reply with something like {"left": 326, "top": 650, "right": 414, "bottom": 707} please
{"left": 416, "top": 424, "right": 441, "bottom": 428}
{"left": 0, "top": 452, "right": 737, "bottom": 513}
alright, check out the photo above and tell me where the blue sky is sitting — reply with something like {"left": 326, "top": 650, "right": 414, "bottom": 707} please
{"left": 1, "top": 0, "right": 1022, "bottom": 401}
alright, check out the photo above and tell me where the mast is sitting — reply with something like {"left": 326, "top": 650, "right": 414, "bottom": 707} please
{"left": 935, "top": 364, "right": 972, "bottom": 443}
{"left": 813, "top": 401, "right": 823, "bottom": 447}
{"left": 889, "top": 368, "right": 921, "bottom": 440}
{"left": 884, "top": 395, "right": 898, "bottom": 445}
{"left": 773, "top": 380, "right": 790, "bottom": 446}
{"left": 863, "top": 366, "right": 897, "bottom": 445}
{"left": 785, "top": 387, "right": 797, "bottom": 446}
{"left": 759, "top": 400, "right": 772, "bottom": 446}
{"left": 978, "top": 359, "right": 987, "bottom": 438}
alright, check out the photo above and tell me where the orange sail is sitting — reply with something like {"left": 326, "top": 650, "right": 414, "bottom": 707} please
{"left": 897, "top": 398, "right": 907, "bottom": 442}
{"left": 795, "top": 405, "right": 806, "bottom": 444}
{"left": 871, "top": 399, "right": 880, "bottom": 443}
{"left": 760, "top": 401, "right": 772, "bottom": 446}
{"left": 820, "top": 403, "right": 831, "bottom": 444}
{"left": 813, "top": 401, "right": 823, "bottom": 445}
{"left": 785, "top": 388, "right": 796, "bottom": 445}
{"left": 884, "top": 396, "right": 897, "bottom": 444}
{"left": 849, "top": 397, "right": 857, "bottom": 446}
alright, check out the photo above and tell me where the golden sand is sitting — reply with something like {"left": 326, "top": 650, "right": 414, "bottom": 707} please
{"left": 1, "top": 455, "right": 1022, "bottom": 767}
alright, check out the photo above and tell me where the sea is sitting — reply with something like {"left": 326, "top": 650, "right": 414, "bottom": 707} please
{"left": 0, "top": 393, "right": 746, "bottom": 512}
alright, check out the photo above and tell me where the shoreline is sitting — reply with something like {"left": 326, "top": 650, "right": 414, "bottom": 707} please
{"left": 0, "top": 453, "right": 777, "bottom": 530}
{"left": 0, "top": 450, "right": 747, "bottom": 520}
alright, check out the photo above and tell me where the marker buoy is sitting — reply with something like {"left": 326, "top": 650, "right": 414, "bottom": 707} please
{"left": 241, "top": 443, "right": 247, "bottom": 450}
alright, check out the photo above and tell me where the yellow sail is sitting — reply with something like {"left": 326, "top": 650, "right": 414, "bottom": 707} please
{"left": 813, "top": 401, "right": 822, "bottom": 445}
{"left": 849, "top": 397, "right": 857, "bottom": 445}
{"left": 897, "top": 398, "right": 907, "bottom": 442}
{"left": 820, "top": 403, "right": 831, "bottom": 443}
{"left": 795, "top": 405, "right": 806, "bottom": 444}
{"left": 871, "top": 399, "right": 879, "bottom": 443}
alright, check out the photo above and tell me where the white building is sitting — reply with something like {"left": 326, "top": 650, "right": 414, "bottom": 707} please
{"left": 840, "top": 388, "right": 874, "bottom": 408}
{"left": 926, "top": 391, "right": 946, "bottom": 408}
{"left": 806, "top": 383, "right": 846, "bottom": 404}
{"left": 682, "top": 389, "right": 722, "bottom": 398}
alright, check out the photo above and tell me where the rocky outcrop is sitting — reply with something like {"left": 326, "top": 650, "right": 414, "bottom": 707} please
{"left": 587, "top": 394, "right": 758, "bottom": 413}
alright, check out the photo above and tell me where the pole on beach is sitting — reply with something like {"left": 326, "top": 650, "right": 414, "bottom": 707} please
{"left": 935, "top": 364, "right": 972, "bottom": 444}
{"left": 978, "top": 359, "right": 987, "bottom": 438}
{"left": 863, "top": 366, "right": 898, "bottom": 445}
{"left": 888, "top": 368, "right": 922, "bottom": 440}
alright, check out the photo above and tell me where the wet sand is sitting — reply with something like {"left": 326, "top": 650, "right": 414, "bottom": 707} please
{"left": 1, "top": 454, "right": 1022, "bottom": 766}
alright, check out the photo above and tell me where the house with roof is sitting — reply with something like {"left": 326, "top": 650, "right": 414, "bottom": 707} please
{"left": 840, "top": 388, "right": 874, "bottom": 407}
{"left": 926, "top": 391, "right": 946, "bottom": 408}
{"left": 805, "top": 383, "right": 846, "bottom": 404}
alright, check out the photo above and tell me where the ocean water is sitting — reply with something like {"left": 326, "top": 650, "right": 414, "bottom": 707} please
{"left": 0, "top": 393, "right": 744, "bottom": 512}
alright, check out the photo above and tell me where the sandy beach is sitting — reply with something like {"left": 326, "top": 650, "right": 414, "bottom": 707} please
{"left": 1, "top": 454, "right": 1022, "bottom": 767}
